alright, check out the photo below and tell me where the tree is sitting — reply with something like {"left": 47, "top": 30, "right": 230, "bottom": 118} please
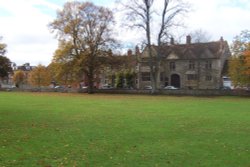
{"left": 189, "top": 29, "right": 211, "bottom": 43}
{"left": 229, "top": 30, "right": 250, "bottom": 87}
{"left": 49, "top": 1, "right": 116, "bottom": 93}
{"left": 0, "top": 37, "right": 12, "bottom": 80}
{"left": 0, "top": 36, "right": 7, "bottom": 57}
{"left": 13, "top": 70, "right": 25, "bottom": 88}
{"left": 0, "top": 56, "right": 12, "bottom": 79}
{"left": 48, "top": 41, "right": 79, "bottom": 86}
{"left": 244, "top": 43, "right": 250, "bottom": 76}
{"left": 28, "top": 65, "right": 51, "bottom": 87}
{"left": 115, "top": 72, "right": 123, "bottom": 88}
{"left": 231, "top": 30, "right": 250, "bottom": 57}
{"left": 242, "top": 43, "right": 250, "bottom": 85}
{"left": 124, "top": 70, "right": 135, "bottom": 88}
{"left": 123, "top": 0, "right": 189, "bottom": 93}
{"left": 229, "top": 57, "right": 246, "bottom": 87}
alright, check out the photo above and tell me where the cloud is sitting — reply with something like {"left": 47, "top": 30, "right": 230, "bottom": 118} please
{"left": 0, "top": 0, "right": 60, "bottom": 65}
{"left": 0, "top": 0, "right": 119, "bottom": 66}
{"left": 1, "top": 0, "right": 250, "bottom": 65}
{"left": 186, "top": 0, "right": 250, "bottom": 41}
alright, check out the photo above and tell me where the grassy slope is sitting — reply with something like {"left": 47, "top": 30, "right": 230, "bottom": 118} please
{"left": 0, "top": 92, "right": 249, "bottom": 167}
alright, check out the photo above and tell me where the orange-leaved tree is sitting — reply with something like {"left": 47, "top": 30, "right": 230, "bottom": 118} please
{"left": 13, "top": 70, "right": 26, "bottom": 88}
{"left": 229, "top": 30, "right": 250, "bottom": 87}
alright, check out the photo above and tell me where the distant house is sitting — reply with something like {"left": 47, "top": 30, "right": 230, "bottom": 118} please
{"left": 137, "top": 36, "right": 231, "bottom": 89}
{"left": 16, "top": 63, "right": 36, "bottom": 72}
{"left": 14, "top": 63, "right": 36, "bottom": 88}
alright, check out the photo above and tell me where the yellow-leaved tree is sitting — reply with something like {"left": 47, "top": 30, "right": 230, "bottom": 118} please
{"left": 28, "top": 65, "right": 51, "bottom": 88}
{"left": 48, "top": 41, "right": 79, "bottom": 86}
{"left": 49, "top": 1, "right": 116, "bottom": 93}
{"left": 243, "top": 43, "right": 250, "bottom": 76}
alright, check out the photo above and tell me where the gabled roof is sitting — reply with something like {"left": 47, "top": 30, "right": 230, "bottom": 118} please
{"left": 141, "top": 39, "right": 230, "bottom": 60}
{"left": 164, "top": 41, "right": 229, "bottom": 59}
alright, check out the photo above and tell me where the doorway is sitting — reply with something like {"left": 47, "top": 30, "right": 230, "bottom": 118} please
{"left": 171, "top": 74, "right": 180, "bottom": 88}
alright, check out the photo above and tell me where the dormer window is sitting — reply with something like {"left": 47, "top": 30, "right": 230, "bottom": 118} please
{"left": 170, "top": 62, "right": 175, "bottom": 71}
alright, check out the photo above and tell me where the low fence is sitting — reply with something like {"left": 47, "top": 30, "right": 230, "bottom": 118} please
{"left": 1, "top": 87, "right": 250, "bottom": 96}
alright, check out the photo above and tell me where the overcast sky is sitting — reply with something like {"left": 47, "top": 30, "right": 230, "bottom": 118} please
{"left": 0, "top": 0, "right": 250, "bottom": 66}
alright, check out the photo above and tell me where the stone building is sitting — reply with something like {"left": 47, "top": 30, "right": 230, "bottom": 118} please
{"left": 99, "top": 50, "right": 138, "bottom": 89}
{"left": 137, "top": 36, "right": 231, "bottom": 89}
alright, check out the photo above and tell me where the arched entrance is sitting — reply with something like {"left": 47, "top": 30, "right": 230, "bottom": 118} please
{"left": 171, "top": 74, "right": 180, "bottom": 88}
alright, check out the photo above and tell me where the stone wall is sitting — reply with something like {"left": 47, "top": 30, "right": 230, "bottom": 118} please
{"left": 95, "top": 89, "right": 250, "bottom": 96}
{"left": 1, "top": 88, "right": 249, "bottom": 96}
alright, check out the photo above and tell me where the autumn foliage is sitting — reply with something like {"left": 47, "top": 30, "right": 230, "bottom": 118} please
{"left": 13, "top": 70, "right": 26, "bottom": 87}
{"left": 229, "top": 30, "right": 250, "bottom": 87}
{"left": 49, "top": 1, "right": 116, "bottom": 93}
{"left": 28, "top": 65, "right": 51, "bottom": 87}
{"left": 243, "top": 44, "right": 250, "bottom": 75}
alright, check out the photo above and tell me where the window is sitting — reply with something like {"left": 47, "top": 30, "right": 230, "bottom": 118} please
{"left": 205, "top": 61, "right": 212, "bottom": 69}
{"left": 187, "top": 74, "right": 198, "bottom": 80}
{"left": 189, "top": 61, "right": 195, "bottom": 70}
{"left": 205, "top": 75, "right": 212, "bottom": 81}
{"left": 135, "top": 65, "right": 139, "bottom": 71}
{"left": 141, "top": 72, "right": 150, "bottom": 81}
{"left": 160, "top": 72, "right": 164, "bottom": 81}
{"left": 170, "top": 62, "right": 175, "bottom": 70}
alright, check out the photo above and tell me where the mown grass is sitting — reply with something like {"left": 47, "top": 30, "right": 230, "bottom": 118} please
{"left": 0, "top": 92, "right": 249, "bottom": 167}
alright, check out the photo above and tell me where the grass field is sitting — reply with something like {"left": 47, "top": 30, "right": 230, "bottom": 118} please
{"left": 0, "top": 92, "right": 249, "bottom": 167}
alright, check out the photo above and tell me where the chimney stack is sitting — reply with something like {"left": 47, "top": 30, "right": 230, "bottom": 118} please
{"left": 220, "top": 36, "right": 224, "bottom": 42}
{"left": 186, "top": 35, "right": 191, "bottom": 44}
{"left": 219, "top": 36, "right": 225, "bottom": 50}
{"left": 135, "top": 46, "right": 140, "bottom": 55}
{"left": 127, "top": 49, "right": 132, "bottom": 56}
{"left": 170, "top": 37, "right": 174, "bottom": 45}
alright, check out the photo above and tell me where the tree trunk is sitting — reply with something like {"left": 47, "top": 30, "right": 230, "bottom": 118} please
{"left": 145, "top": 1, "right": 157, "bottom": 94}
{"left": 87, "top": 69, "right": 94, "bottom": 94}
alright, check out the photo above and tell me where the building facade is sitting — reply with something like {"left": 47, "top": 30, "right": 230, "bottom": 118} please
{"left": 137, "top": 36, "right": 231, "bottom": 89}
{"left": 99, "top": 50, "right": 138, "bottom": 89}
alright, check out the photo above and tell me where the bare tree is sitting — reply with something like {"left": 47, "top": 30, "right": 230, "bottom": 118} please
{"left": 122, "top": 0, "right": 189, "bottom": 93}
{"left": 189, "top": 29, "right": 212, "bottom": 43}
{"left": 0, "top": 36, "right": 7, "bottom": 56}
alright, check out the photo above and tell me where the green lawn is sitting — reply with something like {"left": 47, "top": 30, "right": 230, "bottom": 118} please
{"left": 0, "top": 92, "right": 249, "bottom": 167}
